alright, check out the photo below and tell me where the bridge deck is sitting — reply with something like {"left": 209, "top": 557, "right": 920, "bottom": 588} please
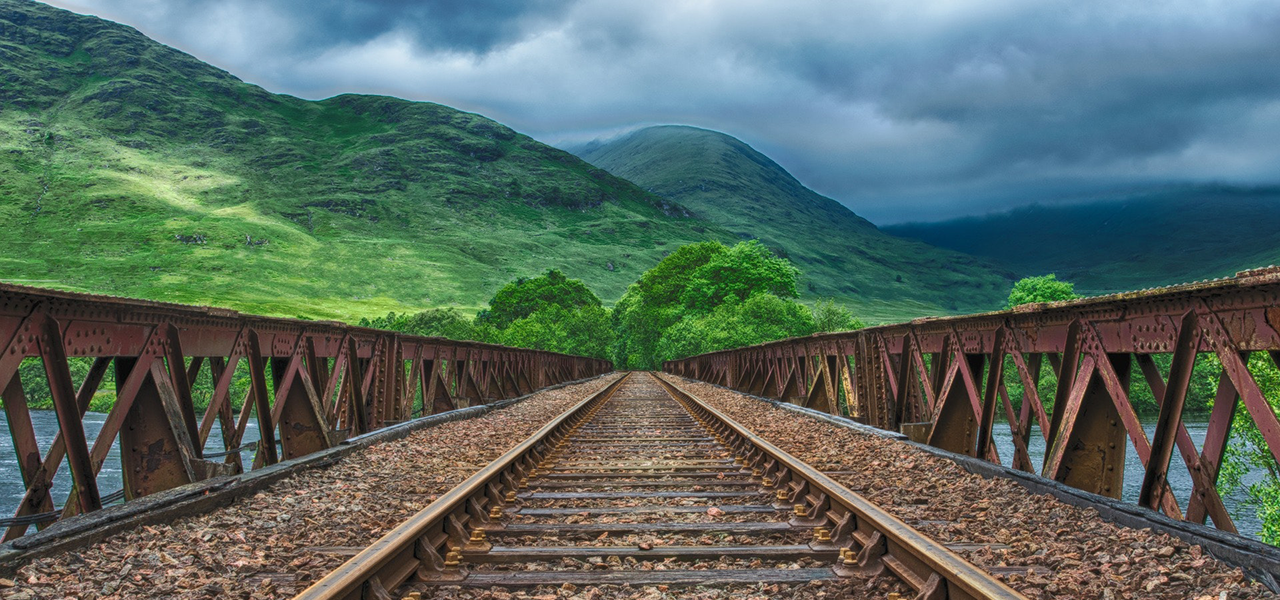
{"left": 2, "top": 373, "right": 1273, "bottom": 599}
{"left": 663, "top": 374, "right": 1275, "bottom": 599}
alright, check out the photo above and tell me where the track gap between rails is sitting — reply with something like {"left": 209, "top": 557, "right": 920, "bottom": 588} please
{"left": 296, "top": 372, "right": 1026, "bottom": 600}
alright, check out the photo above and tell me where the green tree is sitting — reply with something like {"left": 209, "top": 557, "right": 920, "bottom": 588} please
{"left": 1005, "top": 274, "right": 1081, "bottom": 309}
{"left": 359, "top": 307, "right": 481, "bottom": 340}
{"left": 476, "top": 269, "right": 602, "bottom": 329}
{"left": 613, "top": 240, "right": 809, "bottom": 369}
{"left": 811, "top": 299, "right": 864, "bottom": 333}
{"left": 655, "top": 294, "right": 816, "bottom": 364}
{"left": 501, "top": 304, "right": 613, "bottom": 360}
{"left": 611, "top": 242, "right": 729, "bottom": 370}
{"left": 680, "top": 240, "right": 800, "bottom": 313}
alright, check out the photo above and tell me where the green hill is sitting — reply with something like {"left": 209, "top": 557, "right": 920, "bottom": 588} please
{"left": 572, "top": 126, "right": 1015, "bottom": 321}
{"left": 884, "top": 186, "right": 1280, "bottom": 295}
{"left": 0, "top": 0, "right": 720, "bottom": 319}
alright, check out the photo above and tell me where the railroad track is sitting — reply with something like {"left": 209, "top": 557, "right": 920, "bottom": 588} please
{"left": 297, "top": 372, "right": 1026, "bottom": 599}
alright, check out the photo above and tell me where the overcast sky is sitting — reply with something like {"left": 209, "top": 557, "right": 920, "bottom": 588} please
{"left": 44, "top": 0, "right": 1280, "bottom": 224}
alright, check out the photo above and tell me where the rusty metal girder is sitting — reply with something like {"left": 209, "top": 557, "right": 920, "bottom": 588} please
{"left": 0, "top": 283, "right": 610, "bottom": 538}
{"left": 664, "top": 268, "right": 1280, "bottom": 534}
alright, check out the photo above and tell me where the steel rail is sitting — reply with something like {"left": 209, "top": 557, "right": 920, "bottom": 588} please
{"left": 654, "top": 374, "right": 1027, "bottom": 600}
{"left": 294, "top": 373, "right": 631, "bottom": 600}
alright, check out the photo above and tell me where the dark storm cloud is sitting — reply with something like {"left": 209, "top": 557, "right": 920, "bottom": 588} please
{"left": 42, "top": 0, "right": 1280, "bottom": 223}
{"left": 53, "top": 0, "right": 576, "bottom": 56}
{"left": 240, "top": 0, "right": 576, "bottom": 54}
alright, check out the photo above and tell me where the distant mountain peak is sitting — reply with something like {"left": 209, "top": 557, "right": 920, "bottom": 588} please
{"left": 571, "top": 124, "right": 1013, "bottom": 318}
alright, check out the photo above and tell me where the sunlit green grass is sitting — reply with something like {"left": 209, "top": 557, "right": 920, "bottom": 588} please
{"left": 0, "top": 1, "right": 732, "bottom": 321}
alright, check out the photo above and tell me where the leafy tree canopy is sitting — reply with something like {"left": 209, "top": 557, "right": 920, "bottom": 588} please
{"left": 501, "top": 304, "right": 613, "bottom": 360}
{"left": 681, "top": 240, "right": 800, "bottom": 313}
{"left": 359, "top": 307, "right": 481, "bottom": 341}
{"left": 634, "top": 242, "right": 728, "bottom": 310}
{"left": 610, "top": 243, "right": 723, "bottom": 371}
{"left": 811, "top": 299, "right": 865, "bottom": 333}
{"left": 612, "top": 240, "right": 811, "bottom": 369}
{"left": 1005, "top": 274, "right": 1081, "bottom": 309}
{"left": 477, "top": 269, "right": 603, "bottom": 329}
{"left": 655, "top": 294, "right": 816, "bottom": 364}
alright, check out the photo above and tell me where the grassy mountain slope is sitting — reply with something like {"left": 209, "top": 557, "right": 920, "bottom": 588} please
{"left": 884, "top": 186, "right": 1280, "bottom": 295}
{"left": 0, "top": 0, "right": 719, "bottom": 319}
{"left": 573, "top": 126, "right": 1015, "bottom": 321}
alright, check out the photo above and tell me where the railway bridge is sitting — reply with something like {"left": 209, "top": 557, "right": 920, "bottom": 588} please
{"left": 2, "top": 273, "right": 1280, "bottom": 598}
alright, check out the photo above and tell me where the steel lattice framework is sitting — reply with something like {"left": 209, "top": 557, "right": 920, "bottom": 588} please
{"left": 0, "top": 284, "right": 610, "bottom": 539}
{"left": 665, "top": 267, "right": 1280, "bottom": 534}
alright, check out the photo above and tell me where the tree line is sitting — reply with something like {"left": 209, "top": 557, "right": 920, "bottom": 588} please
{"left": 361, "top": 240, "right": 862, "bottom": 369}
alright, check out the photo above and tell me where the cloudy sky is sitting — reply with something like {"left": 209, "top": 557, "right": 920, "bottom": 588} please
{"left": 45, "top": 0, "right": 1280, "bottom": 223}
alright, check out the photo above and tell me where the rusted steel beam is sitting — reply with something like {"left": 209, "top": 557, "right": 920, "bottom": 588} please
{"left": 663, "top": 268, "right": 1280, "bottom": 534}
{"left": 1139, "top": 311, "right": 1201, "bottom": 512}
{"left": 0, "top": 283, "right": 610, "bottom": 538}
{"left": 37, "top": 314, "right": 101, "bottom": 516}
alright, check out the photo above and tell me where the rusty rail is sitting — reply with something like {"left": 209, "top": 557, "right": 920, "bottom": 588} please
{"left": 294, "top": 373, "right": 630, "bottom": 600}
{"left": 0, "top": 283, "right": 611, "bottom": 539}
{"left": 299, "top": 372, "right": 1022, "bottom": 599}
{"left": 663, "top": 266, "right": 1280, "bottom": 534}
{"left": 654, "top": 375, "right": 1026, "bottom": 600}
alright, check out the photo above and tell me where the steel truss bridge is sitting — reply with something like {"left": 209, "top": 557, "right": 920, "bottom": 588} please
{"left": 6, "top": 266, "right": 1280, "bottom": 546}
{"left": 665, "top": 266, "right": 1280, "bottom": 535}
{"left": 0, "top": 283, "right": 609, "bottom": 539}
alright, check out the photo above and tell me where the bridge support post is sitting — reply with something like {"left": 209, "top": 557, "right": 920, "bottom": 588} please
{"left": 116, "top": 357, "right": 196, "bottom": 501}
{"left": 270, "top": 353, "right": 333, "bottom": 462}
{"left": 927, "top": 354, "right": 984, "bottom": 457}
{"left": 1045, "top": 353, "right": 1129, "bottom": 499}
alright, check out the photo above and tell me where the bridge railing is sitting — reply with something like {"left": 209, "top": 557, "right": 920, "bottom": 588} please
{"left": 664, "top": 266, "right": 1280, "bottom": 535}
{"left": 0, "top": 283, "right": 611, "bottom": 539}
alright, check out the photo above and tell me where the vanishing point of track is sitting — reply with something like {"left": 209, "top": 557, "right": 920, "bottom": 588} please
{"left": 296, "top": 372, "right": 1026, "bottom": 599}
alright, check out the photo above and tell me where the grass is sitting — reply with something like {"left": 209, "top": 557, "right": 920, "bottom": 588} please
{"left": 0, "top": 0, "right": 725, "bottom": 321}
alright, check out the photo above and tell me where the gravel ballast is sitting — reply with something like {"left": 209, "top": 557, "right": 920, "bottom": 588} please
{"left": 659, "top": 373, "right": 1274, "bottom": 600}
{"left": 1, "top": 375, "right": 623, "bottom": 600}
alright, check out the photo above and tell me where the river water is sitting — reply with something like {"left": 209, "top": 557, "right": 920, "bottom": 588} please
{"left": 987, "top": 419, "right": 1263, "bottom": 539}
{"left": 0, "top": 411, "right": 1264, "bottom": 540}
{"left": 0, "top": 410, "right": 259, "bottom": 519}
